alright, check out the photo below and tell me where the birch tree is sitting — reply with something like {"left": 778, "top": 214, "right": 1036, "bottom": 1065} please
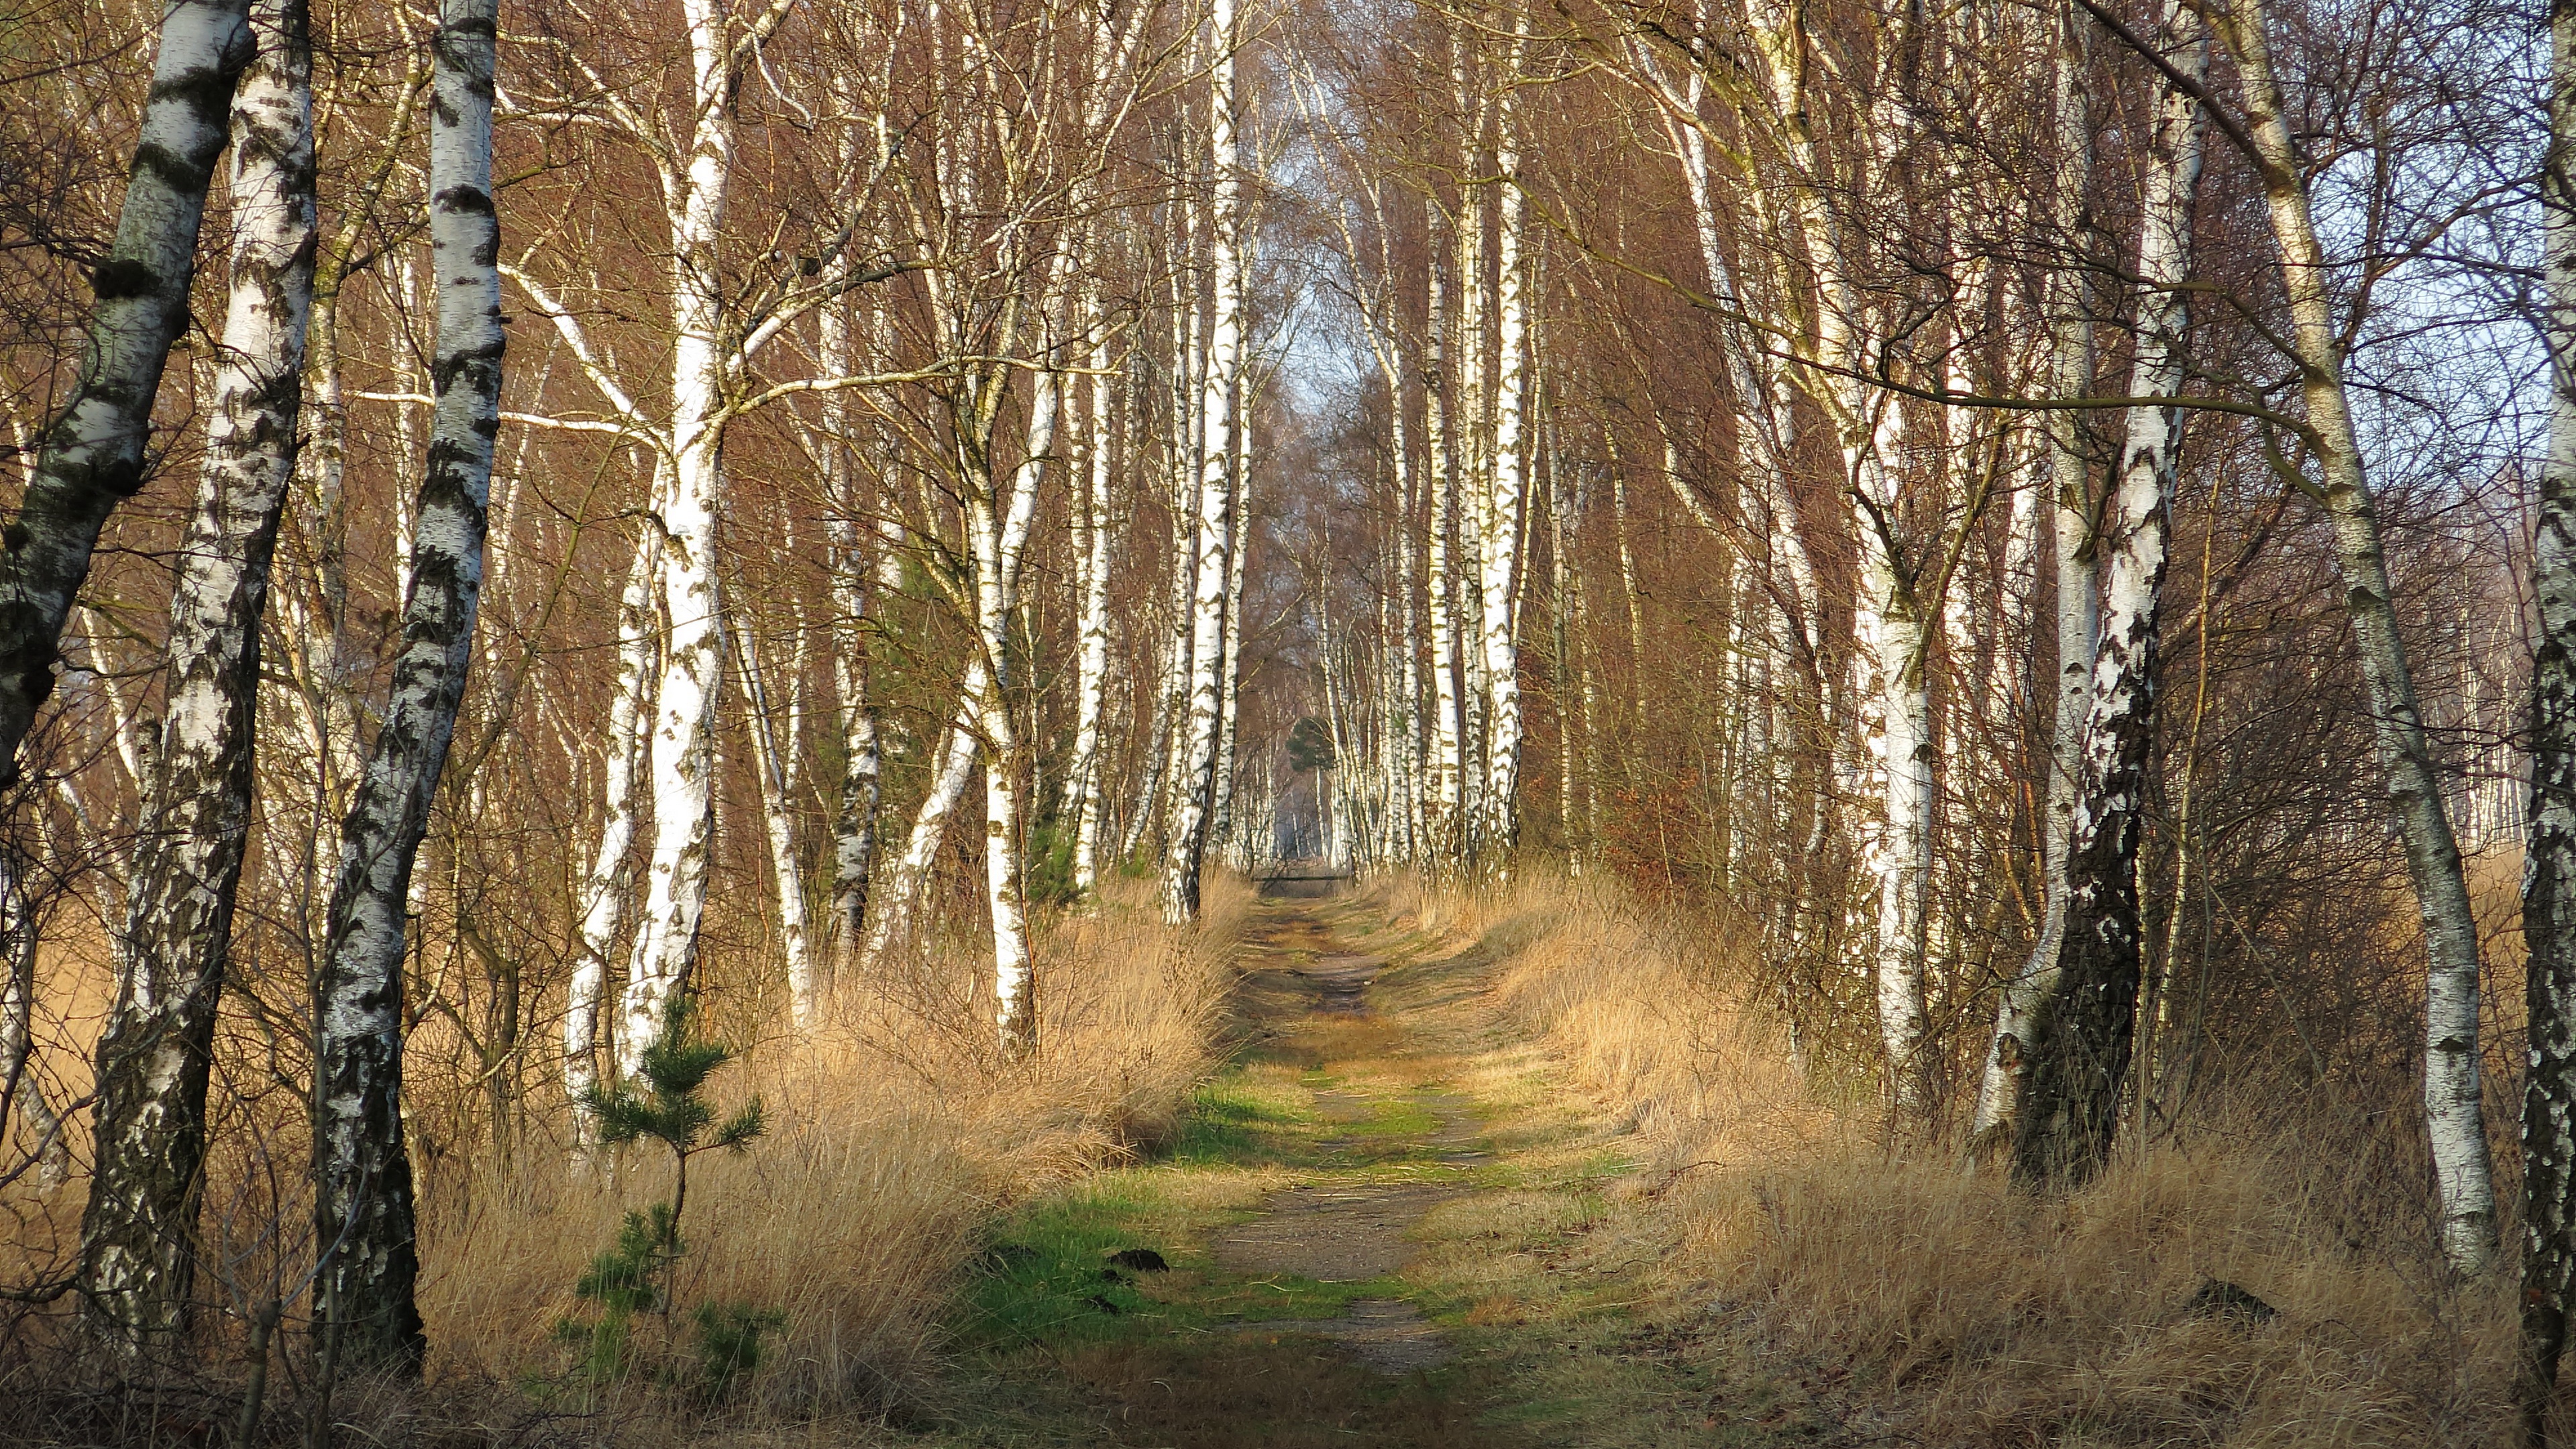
{"left": 78, "top": 0, "right": 317, "bottom": 1352}
{"left": 1972, "top": 1, "right": 2096, "bottom": 1144}
{"left": 2215, "top": 0, "right": 2496, "bottom": 1271}
{"left": 311, "top": 0, "right": 504, "bottom": 1366}
{"left": 0, "top": 0, "right": 257, "bottom": 784}
{"left": 1166, "top": 0, "right": 1246, "bottom": 922}
{"left": 2523, "top": 0, "right": 2576, "bottom": 1425}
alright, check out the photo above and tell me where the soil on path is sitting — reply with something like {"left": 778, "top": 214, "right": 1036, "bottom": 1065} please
{"left": 919, "top": 886, "right": 1846, "bottom": 1448}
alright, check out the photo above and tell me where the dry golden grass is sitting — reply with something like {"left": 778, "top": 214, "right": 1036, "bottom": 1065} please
{"left": 1380, "top": 865, "right": 2521, "bottom": 1448}
{"left": 0, "top": 873, "right": 1250, "bottom": 1441}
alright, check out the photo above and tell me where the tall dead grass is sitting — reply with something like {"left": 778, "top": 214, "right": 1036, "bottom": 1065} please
{"left": 1381, "top": 866, "right": 2520, "bottom": 1448}
{"left": 0, "top": 873, "right": 1249, "bottom": 1440}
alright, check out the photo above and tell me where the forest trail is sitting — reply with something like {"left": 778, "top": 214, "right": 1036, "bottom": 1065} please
{"left": 920, "top": 886, "right": 1851, "bottom": 1447}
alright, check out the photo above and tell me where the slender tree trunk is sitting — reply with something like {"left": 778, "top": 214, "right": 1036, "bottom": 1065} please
{"left": 1976, "top": 0, "right": 2099, "bottom": 1142}
{"left": 313, "top": 0, "right": 502, "bottom": 1368}
{"left": 566, "top": 527, "right": 657, "bottom": 1148}
{"left": 1071, "top": 288, "right": 1116, "bottom": 894}
{"left": 2013, "top": 0, "right": 2207, "bottom": 1188}
{"left": 2522, "top": 0, "right": 2576, "bottom": 1431}
{"left": 0, "top": 854, "right": 67, "bottom": 1189}
{"left": 78, "top": 0, "right": 315, "bottom": 1353}
{"left": 976, "top": 368, "right": 1058, "bottom": 1046}
{"left": 2221, "top": 0, "right": 2497, "bottom": 1269}
{"left": 863, "top": 688, "right": 982, "bottom": 966}
{"left": 0, "top": 0, "right": 257, "bottom": 784}
{"left": 740, "top": 625, "right": 816, "bottom": 1024}
{"left": 619, "top": 0, "right": 744, "bottom": 1074}
{"left": 1164, "top": 0, "right": 1242, "bottom": 922}
{"left": 1478, "top": 23, "right": 1532, "bottom": 855}
{"left": 824, "top": 302, "right": 882, "bottom": 952}
{"left": 1424, "top": 246, "right": 1465, "bottom": 853}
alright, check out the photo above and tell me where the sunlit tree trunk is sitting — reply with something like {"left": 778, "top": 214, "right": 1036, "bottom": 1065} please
{"left": 1424, "top": 246, "right": 1465, "bottom": 851}
{"left": 974, "top": 368, "right": 1059, "bottom": 1046}
{"left": 1976, "top": 1, "right": 2098, "bottom": 1142}
{"left": 2013, "top": 0, "right": 2205, "bottom": 1187}
{"left": 566, "top": 526, "right": 655, "bottom": 1148}
{"left": 824, "top": 300, "right": 882, "bottom": 951}
{"left": 78, "top": 0, "right": 315, "bottom": 1353}
{"left": 313, "top": 0, "right": 502, "bottom": 1368}
{"left": 0, "top": 0, "right": 256, "bottom": 784}
{"left": 1071, "top": 286, "right": 1116, "bottom": 894}
{"left": 1477, "top": 17, "right": 1532, "bottom": 855}
{"left": 2524, "top": 0, "right": 2576, "bottom": 1428}
{"left": 2221, "top": 0, "right": 2496, "bottom": 1270}
{"left": 741, "top": 623, "right": 816, "bottom": 1024}
{"left": 620, "top": 0, "right": 749, "bottom": 1069}
{"left": 1165, "top": 0, "right": 1242, "bottom": 921}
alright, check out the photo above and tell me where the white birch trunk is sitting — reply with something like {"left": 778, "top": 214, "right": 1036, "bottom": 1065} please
{"left": 1071, "top": 290, "right": 1116, "bottom": 894}
{"left": 314, "top": 0, "right": 502, "bottom": 1366}
{"left": 741, "top": 624, "right": 816, "bottom": 1024}
{"left": 1477, "top": 21, "right": 1532, "bottom": 855}
{"left": 2224, "top": 0, "right": 2496, "bottom": 1271}
{"left": 1424, "top": 248, "right": 1466, "bottom": 849}
{"left": 0, "top": 0, "right": 256, "bottom": 782}
{"left": 79, "top": 0, "right": 315, "bottom": 1348}
{"left": 1163, "top": 0, "right": 1242, "bottom": 922}
{"left": 619, "top": 0, "right": 743, "bottom": 1071}
{"left": 2520, "top": 0, "right": 2576, "bottom": 1408}
{"left": 565, "top": 525, "right": 656, "bottom": 1148}
{"left": 1974, "top": 4, "right": 2099, "bottom": 1140}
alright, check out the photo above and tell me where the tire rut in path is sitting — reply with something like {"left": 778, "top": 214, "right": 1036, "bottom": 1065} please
{"left": 1214, "top": 920, "right": 1468, "bottom": 1375}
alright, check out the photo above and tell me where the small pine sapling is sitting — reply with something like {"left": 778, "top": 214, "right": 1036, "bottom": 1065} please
{"left": 553, "top": 997, "right": 772, "bottom": 1399}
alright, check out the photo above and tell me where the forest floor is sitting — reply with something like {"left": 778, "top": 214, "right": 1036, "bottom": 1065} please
{"left": 896, "top": 884, "right": 1863, "bottom": 1448}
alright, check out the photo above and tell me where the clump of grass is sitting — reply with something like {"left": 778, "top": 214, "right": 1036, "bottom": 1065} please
{"left": 0, "top": 873, "right": 1253, "bottom": 1442}
{"left": 1384, "top": 865, "right": 2518, "bottom": 1448}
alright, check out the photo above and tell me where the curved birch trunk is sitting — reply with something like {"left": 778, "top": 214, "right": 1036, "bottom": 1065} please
{"left": 1163, "top": 0, "right": 1242, "bottom": 922}
{"left": 979, "top": 370, "right": 1057, "bottom": 1046}
{"left": 2012, "top": 0, "right": 2206, "bottom": 1187}
{"left": 78, "top": 0, "right": 315, "bottom": 1353}
{"left": 862, "top": 692, "right": 981, "bottom": 967}
{"left": 2222, "top": 0, "right": 2495, "bottom": 1271}
{"left": 0, "top": 0, "right": 256, "bottom": 784}
{"left": 313, "top": 0, "right": 502, "bottom": 1368}
{"left": 2523, "top": 0, "right": 2576, "bottom": 1426}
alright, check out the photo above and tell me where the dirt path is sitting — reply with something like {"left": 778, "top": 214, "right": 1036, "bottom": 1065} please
{"left": 919, "top": 888, "right": 1847, "bottom": 1448}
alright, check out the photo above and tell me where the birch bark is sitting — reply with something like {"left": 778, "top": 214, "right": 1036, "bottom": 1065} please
{"left": 2524, "top": 0, "right": 2576, "bottom": 1418}
{"left": 741, "top": 625, "right": 816, "bottom": 1023}
{"left": 2014, "top": 0, "right": 2207, "bottom": 1186}
{"left": 1975, "top": 1, "right": 2098, "bottom": 1142}
{"left": 313, "top": 0, "right": 502, "bottom": 1368}
{"left": 566, "top": 527, "right": 657, "bottom": 1145}
{"left": 824, "top": 300, "right": 883, "bottom": 951}
{"left": 1477, "top": 17, "right": 1532, "bottom": 855}
{"left": 1164, "top": 0, "right": 1242, "bottom": 921}
{"left": 78, "top": 0, "right": 315, "bottom": 1352}
{"left": 1071, "top": 289, "right": 1116, "bottom": 894}
{"left": 2222, "top": 0, "right": 2496, "bottom": 1270}
{"left": 0, "top": 0, "right": 259, "bottom": 782}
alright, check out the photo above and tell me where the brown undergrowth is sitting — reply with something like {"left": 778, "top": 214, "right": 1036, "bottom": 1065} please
{"left": 0, "top": 873, "right": 1248, "bottom": 1444}
{"left": 1379, "top": 866, "right": 2520, "bottom": 1448}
